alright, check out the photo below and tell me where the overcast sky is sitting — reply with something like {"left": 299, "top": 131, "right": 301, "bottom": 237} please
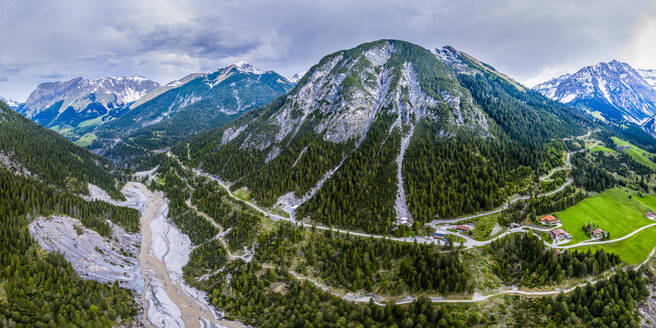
{"left": 2, "top": 0, "right": 656, "bottom": 101}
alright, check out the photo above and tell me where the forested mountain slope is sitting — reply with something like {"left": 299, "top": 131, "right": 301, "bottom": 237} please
{"left": 179, "top": 39, "right": 593, "bottom": 234}
{"left": 0, "top": 101, "right": 126, "bottom": 198}
{"left": 0, "top": 99, "right": 139, "bottom": 327}
{"left": 89, "top": 62, "right": 294, "bottom": 166}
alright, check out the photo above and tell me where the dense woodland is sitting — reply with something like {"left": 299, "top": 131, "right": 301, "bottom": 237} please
{"left": 403, "top": 122, "right": 523, "bottom": 223}
{"left": 297, "top": 116, "right": 401, "bottom": 234}
{"left": 571, "top": 152, "right": 619, "bottom": 192}
{"left": 207, "top": 261, "right": 490, "bottom": 328}
{"left": 515, "top": 270, "right": 647, "bottom": 327}
{"left": 0, "top": 167, "right": 136, "bottom": 327}
{"left": 152, "top": 155, "right": 263, "bottom": 250}
{"left": 256, "top": 222, "right": 472, "bottom": 295}
{"left": 192, "top": 181, "right": 263, "bottom": 250}
{"left": 151, "top": 158, "right": 219, "bottom": 245}
{"left": 490, "top": 233, "right": 621, "bottom": 287}
{"left": 528, "top": 186, "right": 586, "bottom": 217}
{"left": 232, "top": 124, "right": 348, "bottom": 207}
{"left": 0, "top": 102, "right": 125, "bottom": 198}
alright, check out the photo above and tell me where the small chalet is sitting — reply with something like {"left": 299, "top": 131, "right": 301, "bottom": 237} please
{"left": 591, "top": 228, "right": 606, "bottom": 239}
{"left": 554, "top": 249, "right": 563, "bottom": 255}
{"left": 509, "top": 223, "right": 520, "bottom": 229}
{"left": 432, "top": 233, "right": 445, "bottom": 240}
{"left": 540, "top": 215, "right": 560, "bottom": 226}
{"left": 550, "top": 228, "right": 571, "bottom": 241}
{"left": 456, "top": 225, "right": 470, "bottom": 232}
{"left": 647, "top": 212, "right": 656, "bottom": 220}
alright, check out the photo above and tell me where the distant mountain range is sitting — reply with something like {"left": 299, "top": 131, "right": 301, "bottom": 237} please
{"left": 533, "top": 60, "right": 656, "bottom": 124}
{"left": 0, "top": 96, "right": 22, "bottom": 110}
{"left": 88, "top": 61, "right": 294, "bottom": 165}
{"left": 11, "top": 62, "right": 294, "bottom": 165}
{"left": 17, "top": 76, "right": 160, "bottom": 139}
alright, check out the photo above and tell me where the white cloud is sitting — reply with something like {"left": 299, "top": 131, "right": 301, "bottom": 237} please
{"left": 0, "top": 0, "right": 655, "bottom": 100}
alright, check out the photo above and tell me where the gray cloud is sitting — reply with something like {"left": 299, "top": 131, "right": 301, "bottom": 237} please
{"left": 0, "top": 0, "right": 655, "bottom": 100}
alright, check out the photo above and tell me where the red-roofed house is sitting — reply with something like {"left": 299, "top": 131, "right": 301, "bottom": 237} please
{"left": 456, "top": 225, "right": 470, "bottom": 232}
{"left": 591, "top": 228, "right": 606, "bottom": 239}
{"left": 550, "top": 228, "right": 571, "bottom": 241}
{"left": 540, "top": 215, "right": 560, "bottom": 226}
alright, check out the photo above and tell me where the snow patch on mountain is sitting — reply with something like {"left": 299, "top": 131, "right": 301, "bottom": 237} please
{"left": 638, "top": 68, "right": 656, "bottom": 90}
{"left": 289, "top": 71, "right": 306, "bottom": 84}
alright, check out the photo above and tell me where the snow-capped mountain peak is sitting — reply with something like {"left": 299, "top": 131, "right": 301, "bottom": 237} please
{"left": 533, "top": 60, "right": 656, "bottom": 124}
{"left": 0, "top": 96, "right": 22, "bottom": 109}
{"left": 19, "top": 75, "right": 160, "bottom": 130}
{"left": 214, "top": 60, "right": 262, "bottom": 75}
{"left": 289, "top": 71, "right": 306, "bottom": 84}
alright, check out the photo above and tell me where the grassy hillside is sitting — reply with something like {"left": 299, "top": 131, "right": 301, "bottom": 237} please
{"left": 611, "top": 136, "right": 656, "bottom": 170}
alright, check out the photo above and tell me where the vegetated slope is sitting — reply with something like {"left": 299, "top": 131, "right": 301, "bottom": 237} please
{"left": 0, "top": 99, "right": 140, "bottom": 326}
{"left": 0, "top": 100, "right": 126, "bottom": 198}
{"left": 182, "top": 39, "right": 592, "bottom": 234}
{"left": 17, "top": 76, "right": 160, "bottom": 142}
{"left": 533, "top": 60, "right": 656, "bottom": 124}
{"left": 90, "top": 62, "right": 294, "bottom": 166}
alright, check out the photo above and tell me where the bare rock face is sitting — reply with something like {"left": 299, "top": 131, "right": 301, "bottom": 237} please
{"left": 640, "top": 280, "right": 656, "bottom": 327}
{"left": 28, "top": 183, "right": 147, "bottom": 292}
{"left": 240, "top": 40, "right": 489, "bottom": 155}
{"left": 29, "top": 215, "right": 145, "bottom": 292}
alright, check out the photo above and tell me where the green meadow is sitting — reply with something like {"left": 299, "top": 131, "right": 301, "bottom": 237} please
{"left": 578, "top": 225, "right": 656, "bottom": 264}
{"left": 555, "top": 188, "right": 653, "bottom": 243}
{"left": 611, "top": 137, "right": 656, "bottom": 170}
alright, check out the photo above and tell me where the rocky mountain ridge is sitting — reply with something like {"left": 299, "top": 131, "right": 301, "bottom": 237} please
{"left": 533, "top": 60, "right": 656, "bottom": 124}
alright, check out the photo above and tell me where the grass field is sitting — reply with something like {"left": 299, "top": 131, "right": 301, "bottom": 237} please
{"left": 233, "top": 187, "right": 251, "bottom": 201}
{"left": 590, "top": 111, "right": 607, "bottom": 122}
{"left": 74, "top": 133, "right": 97, "bottom": 147}
{"left": 556, "top": 188, "right": 654, "bottom": 243}
{"left": 467, "top": 213, "right": 499, "bottom": 240}
{"left": 77, "top": 116, "right": 104, "bottom": 128}
{"left": 611, "top": 137, "right": 656, "bottom": 170}
{"left": 578, "top": 225, "right": 656, "bottom": 264}
{"left": 636, "top": 194, "right": 656, "bottom": 211}
{"left": 589, "top": 145, "right": 616, "bottom": 154}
